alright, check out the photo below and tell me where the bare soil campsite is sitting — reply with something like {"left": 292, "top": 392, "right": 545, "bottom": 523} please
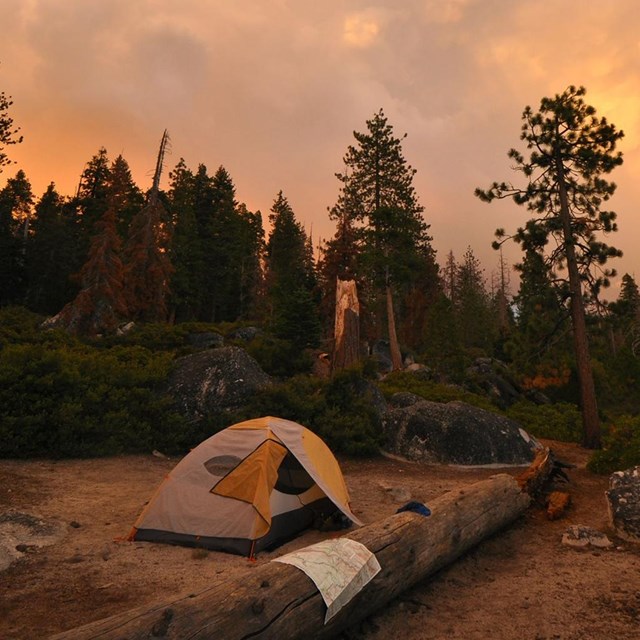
{"left": 1, "top": 439, "right": 639, "bottom": 640}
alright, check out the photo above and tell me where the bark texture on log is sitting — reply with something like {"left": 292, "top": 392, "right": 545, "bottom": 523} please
{"left": 51, "top": 474, "right": 530, "bottom": 640}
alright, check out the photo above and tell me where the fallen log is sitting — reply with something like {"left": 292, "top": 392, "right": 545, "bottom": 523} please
{"left": 51, "top": 472, "right": 532, "bottom": 640}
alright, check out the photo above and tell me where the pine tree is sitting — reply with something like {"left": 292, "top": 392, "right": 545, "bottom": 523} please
{"left": 443, "top": 250, "right": 457, "bottom": 302}
{"left": 56, "top": 164, "right": 129, "bottom": 335}
{"left": 76, "top": 147, "right": 112, "bottom": 230}
{"left": 266, "top": 191, "right": 320, "bottom": 349}
{"left": 122, "top": 144, "right": 173, "bottom": 324}
{"left": 191, "top": 164, "right": 215, "bottom": 320}
{"left": 612, "top": 274, "right": 640, "bottom": 319}
{"left": 205, "top": 166, "right": 241, "bottom": 322}
{"left": 0, "top": 89, "right": 22, "bottom": 173}
{"left": 71, "top": 148, "right": 113, "bottom": 287}
{"left": 0, "top": 170, "right": 33, "bottom": 305}
{"left": 25, "top": 184, "right": 79, "bottom": 314}
{"left": 421, "top": 291, "right": 462, "bottom": 370}
{"left": 507, "top": 249, "right": 571, "bottom": 390}
{"left": 331, "top": 109, "right": 435, "bottom": 368}
{"left": 476, "top": 86, "right": 624, "bottom": 448}
{"left": 235, "top": 202, "right": 265, "bottom": 320}
{"left": 167, "top": 158, "right": 201, "bottom": 322}
{"left": 490, "top": 250, "right": 513, "bottom": 358}
{"left": 113, "top": 157, "right": 144, "bottom": 239}
{"left": 608, "top": 273, "right": 640, "bottom": 355}
{"left": 397, "top": 242, "right": 441, "bottom": 350}
{"left": 453, "top": 246, "right": 494, "bottom": 353}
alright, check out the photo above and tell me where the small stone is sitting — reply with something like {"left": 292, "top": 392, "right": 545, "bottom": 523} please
{"left": 387, "top": 487, "right": 412, "bottom": 503}
{"left": 562, "top": 525, "right": 612, "bottom": 549}
{"left": 66, "top": 554, "right": 85, "bottom": 563}
{"left": 69, "top": 521, "right": 81, "bottom": 528}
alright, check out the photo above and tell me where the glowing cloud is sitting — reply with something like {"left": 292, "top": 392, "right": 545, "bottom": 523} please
{"left": 423, "top": 0, "right": 475, "bottom": 24}
{"left": 343, "top": 14, "right": 380, "bottom": 48}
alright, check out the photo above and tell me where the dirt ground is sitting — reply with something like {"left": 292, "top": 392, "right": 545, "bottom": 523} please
{"left": 1, "top": 439, "right": 639, "bottom": 640}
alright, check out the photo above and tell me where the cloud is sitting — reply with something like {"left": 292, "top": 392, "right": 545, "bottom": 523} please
{"left": 422, "top": 0, "right": 477, "bottom": 24}
{"left": 1, "top": 0, "right": 639, "bottom": 290}
{"left": 343, "top": 13, "right": 381, "bottom": 48}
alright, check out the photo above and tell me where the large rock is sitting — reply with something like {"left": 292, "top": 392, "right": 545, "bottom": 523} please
{"left": 464, "top": 358, "right": 523, "bottom": 409}
{"left": 228, "top": 326, "right": 262, "bottom": 342}
{"left": 168, "top": 346, "right": 272, "bottom": 419}
{"left": 606, "top": 466, "right": 640, "bottom": 543}
{"left": 187, "top": 332, "right": 224, "bottom": 350}
{"left": 383, "top": 398, "right": 540, "bottom": 465}
{"left": 354, "top": 377, "right": 388, "bottom": 420}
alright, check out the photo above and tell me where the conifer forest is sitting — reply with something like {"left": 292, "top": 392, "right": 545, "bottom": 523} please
{"left": 1, "top": 86, "right": 639, "bottom": 473}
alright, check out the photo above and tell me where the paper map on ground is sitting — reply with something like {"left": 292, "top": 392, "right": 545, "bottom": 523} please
{"left": 273, "top": 538, "right": 381, "bottom": 623}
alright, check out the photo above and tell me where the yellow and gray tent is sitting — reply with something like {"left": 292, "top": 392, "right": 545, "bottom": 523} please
{"left": 129, "top": 416, "right": 361, "bottom": 555}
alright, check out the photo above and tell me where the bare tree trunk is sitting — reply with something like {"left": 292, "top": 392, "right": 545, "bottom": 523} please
{"left": 555, "top": 150, "right": 601, "bottom": 449}
{"left": 386, "top": 282, "right": 403, "bottom": 371}
{"left": 332, "top": 278, "right": 361, "bottom": 373}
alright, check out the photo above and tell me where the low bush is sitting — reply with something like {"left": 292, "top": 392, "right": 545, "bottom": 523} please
{"left": 239, "top": 369, "right": 383, "bottom": 456}
{"left": 0, "top": 342, "right": 192, "bottom": 458}
{"left": 505, "top": 400, "right": 582, "bottom": 442}
{"left": 245, "top": 335, "right": 313, "bottom": 377}
{"left": 379, "top": 371, "right": 497, "bottom": 412}
{"left": 587, "top": 415, "right": 640, "bottom": 474}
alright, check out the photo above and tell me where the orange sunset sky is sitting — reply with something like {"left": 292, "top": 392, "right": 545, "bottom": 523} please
{"left": 2, "top": 0, "right": 639, "bottom": 299}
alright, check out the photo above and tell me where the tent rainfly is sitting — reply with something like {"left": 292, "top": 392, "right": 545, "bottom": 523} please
{"left": 128, "top": 416, "right": 361, "bottom": 556}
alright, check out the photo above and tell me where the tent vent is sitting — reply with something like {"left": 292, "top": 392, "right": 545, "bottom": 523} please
{"left": 204, "top": 455, "right": 242, "bottom": 477}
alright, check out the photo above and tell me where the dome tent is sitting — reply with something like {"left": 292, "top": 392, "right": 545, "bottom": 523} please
{"left": 129, "top": 416, "right": 361, "bottom": 556}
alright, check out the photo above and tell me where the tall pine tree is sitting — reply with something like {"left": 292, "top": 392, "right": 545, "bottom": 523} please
{"left": 0, "top": 170, "right": 33, "bottom": 305}
{"left": 0, "top": 89, "right": 22, "bottom": 173}
{"left": 25, "top": 184, "right": 78, "bottom": 314}
{"left": 167, "top": 158, "right": 201, "bottom": 322}
{"left": 56, "top": 160, "right": 129, "bottom": 335}
{"left": 476, "top": 86, "right": 624, "bottom": 447}
{"left": 266, "top": 191, "right": 320, "bottom": 349}
{"left": 507, "top": 249, "right": 571, "bottom": 390}
{"left": 453, "top": 246, "right": 494, "bottom": 353}
{"left": 331, "top": 109, "right": 435, "bottom": 368}
{"left": 123, "top": 142, "right": 173, "bottom": 324}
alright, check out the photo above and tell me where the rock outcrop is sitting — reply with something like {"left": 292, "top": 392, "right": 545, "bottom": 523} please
{"left": 606, "top": 466, "right": 640, "bottom": 543}
{"left": 187, "top": 332, "right": 224, "bottom": 350}
{"left": 167, "top": 346, "right": 272, "bottom": 420}
{"left": 383, "top": 396, "right": 540, "bottom": 465}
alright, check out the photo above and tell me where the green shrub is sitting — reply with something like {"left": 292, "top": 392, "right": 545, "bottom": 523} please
{"left": 238, "top": 375, "right": 326, "bottom": 426}
{"left": 245, "top": 336, "right": 313, "bottom": 377}
{"left": 587, "top": 415, "right": 640, "bottom": 474}
{"left": 0, "top": 306, "right": 75, "bottom": 349}
{"left": 0, "top": 306, "right": 44, "bottom": 343}
{"left": 320, "top": 369, "right": 383, "bottom": 455}
{"left": 103, "top": 321, "right": 226, "bottom": 354}
{"left": 379, "top": 371, "right": 496, "bottom": 412}
{"left": 505, "top": 400, "right": 582, "bottom": 442}
{"left": 239, "top": 369, "right": 383, "bottom": 456}
{"left": 0, "top": 342, "right": 190, "bottom": 458}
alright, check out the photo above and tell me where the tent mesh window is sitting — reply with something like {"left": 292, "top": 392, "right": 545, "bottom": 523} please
{"left": 203, "top": 455, "right": 242, "bottom": 477}
{"left": 275, "top": 452, "right": 315, "bottom": 495}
